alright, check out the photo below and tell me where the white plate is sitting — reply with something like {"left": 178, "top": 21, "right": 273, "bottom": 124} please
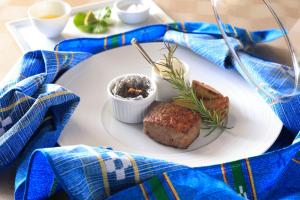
{"left": 57, "top": 42, "right": 282, "bottom": 167}
{"left": 6, "top": 0, "right": 172, "bottom": 52}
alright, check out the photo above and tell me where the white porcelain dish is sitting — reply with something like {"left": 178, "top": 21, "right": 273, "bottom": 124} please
{"left": 56, "top": 42, "right": 282, "bottom": 167}
{"left": 7, "top": 1, "right": 173, "bottom": 52}
{"left": 114, "top": 0, "right": 150, "bottom": 24}
{"left": 107, "top": 74, "right": 157, "bottom": 123}
{"left": 27, "top": 0, "right": 71, "bottom": 38}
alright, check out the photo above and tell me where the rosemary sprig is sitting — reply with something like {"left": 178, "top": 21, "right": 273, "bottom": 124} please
{"left": 158, "top": 43, "right": 227, "bottom": 132}
{"left": 160, "top": 42, "right": 178, "bottom": 70}
{"left": 163, "top": 68, "right": 227, "bottom": 131}
{"left": 130, "top": 39, "right": 228, "bottom": 133}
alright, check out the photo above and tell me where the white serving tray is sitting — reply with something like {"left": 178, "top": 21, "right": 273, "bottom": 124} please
{"left": 6, "top": 0, "right": 173, "bottom": 52}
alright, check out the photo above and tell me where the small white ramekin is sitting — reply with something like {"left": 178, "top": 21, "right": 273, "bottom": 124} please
{"left": 114, "top": 0, "right": 150, "bottom": 24}
{"left": 28, "top": 0, "right": 71, "bottom": 38}
{"left": 107, "top": 74, "right": 157, "bottom": 124}
{"left": 152, "top": 60, "right": 190, "bottom": 102}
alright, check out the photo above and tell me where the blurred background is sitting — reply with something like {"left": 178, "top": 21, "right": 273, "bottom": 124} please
{"left": 0, "top": 0, "right": 300, "bottom": 81}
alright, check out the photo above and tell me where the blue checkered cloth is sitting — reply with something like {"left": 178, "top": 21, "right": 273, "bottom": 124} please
{"left": 0, "top": 22, "right": 299, "bottom": 199}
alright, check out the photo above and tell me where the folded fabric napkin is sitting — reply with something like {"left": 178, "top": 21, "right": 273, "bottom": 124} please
{"left": 0, "top": 22, "right": 299, "bottom": 199}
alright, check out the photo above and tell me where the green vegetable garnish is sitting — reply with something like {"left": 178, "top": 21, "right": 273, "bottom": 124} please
{"left": 73, "top": 6, "right": 113, "bottom": 34}
{"left": 84, "top": 11, "right": 98, "bottom": 25}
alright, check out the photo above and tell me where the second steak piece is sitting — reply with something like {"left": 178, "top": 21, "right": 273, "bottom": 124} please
{"left": 192, "top": 80, "right": 229, "bottom": 121}
{"left": 143, "top": 102, "right": 201, "bottom": 149}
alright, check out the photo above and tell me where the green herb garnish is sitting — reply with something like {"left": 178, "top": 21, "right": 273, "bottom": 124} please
{"left": 164, "top": 68, "right": 227, "bottom": 132}
{"left": 73, "top": 6, "right": 113, "bottom": 34}
{"left": 131, "top": 40, "right": 229, "bottom": 134}
{"left": 157, "top": 43, "right": 228, "bottom": 132}
{"left": 160, "top": 42, "right": 178, "bottom": 70}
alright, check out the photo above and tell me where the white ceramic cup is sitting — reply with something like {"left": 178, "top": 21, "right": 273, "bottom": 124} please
{"left": 152, "top": 60, "right": 190, "bottom": 102}
{"left": 114, "top": 0, "right": 150, "bottom": 24}
{"left": 28, "top": 0, "right": 71, "bottom": 38}
{"left": 107, "top": 74, "right": 157, "bottom": 124}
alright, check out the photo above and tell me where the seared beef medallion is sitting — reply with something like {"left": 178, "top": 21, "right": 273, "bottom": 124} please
{"left": 143, "top": 102, "right": 201, "bottom": 149}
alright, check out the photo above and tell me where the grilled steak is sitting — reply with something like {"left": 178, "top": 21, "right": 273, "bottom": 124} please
{"left": 192, "top": 80, "right": 229, "bottom": 120}
{"left": 192, "top": 80, "right": 222, "bottom": 100}
{"left": 143, "top": 102, "right": 201, "bottom": 149}
{"left": 204, "top": 96, "right": 229, "bottom": 120}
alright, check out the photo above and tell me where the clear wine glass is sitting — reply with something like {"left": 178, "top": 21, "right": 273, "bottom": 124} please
{"left": 211, "top": 0, "right": 300, "bottom": 103}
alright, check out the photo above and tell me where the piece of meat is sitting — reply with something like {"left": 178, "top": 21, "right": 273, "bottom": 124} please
{"left": 143, "top": 102, "right": 201, "bottom": 149}
{"left": 192, "top": 80, "right": 222, "bottom": 100}
{"left": 204, "top": 96, "right": 229, "bottom": 120}
{"left": 192, "top": 80, "right": 229, "bottom": 121}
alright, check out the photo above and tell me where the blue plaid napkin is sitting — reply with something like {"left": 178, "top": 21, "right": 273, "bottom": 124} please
{"left": 0, "top": 22, "right": 299, "bottom": 199}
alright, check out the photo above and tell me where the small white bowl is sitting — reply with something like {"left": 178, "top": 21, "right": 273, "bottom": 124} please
{"left": 107, "top": 74, "right": 157, "bottom": 124}
{"left": 114, "top": 0, "right": 150, "bottom": 24}
{"left": 152, "top": 60, "right": 190, "bottom": 101}
{"left": 28, "top": 0, "right": 71, "bottom": 38}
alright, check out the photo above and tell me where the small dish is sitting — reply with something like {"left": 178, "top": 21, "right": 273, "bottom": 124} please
{"left": 152, "top": 59, "right": 190, "bottom": 101}
{"left": 27, "top": 0, "right": 71, "bottom": 38}
{"left": 114, "top": 0, "right": 150, "bottom": 24}
{"left": 107, "top": 74, "right": 157, "bottom": 123}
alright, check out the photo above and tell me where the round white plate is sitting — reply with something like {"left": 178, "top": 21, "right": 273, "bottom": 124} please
{"left": 57, "top": 42, "right": 282, "bottom": 167}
